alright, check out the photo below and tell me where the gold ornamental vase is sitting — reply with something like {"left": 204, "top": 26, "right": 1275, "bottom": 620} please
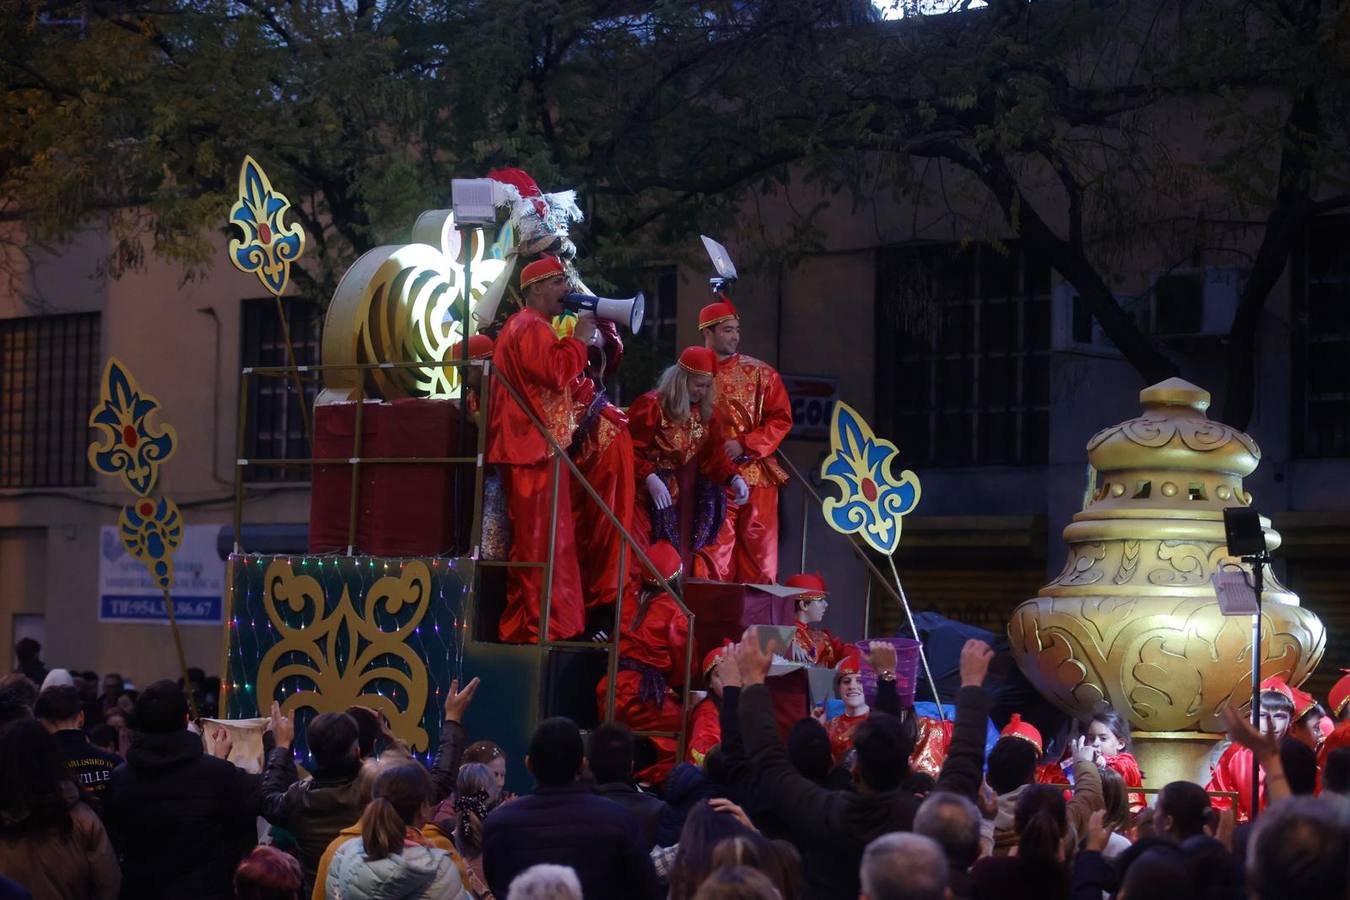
{"left": 1008, "top": 379, "right": 1325, "bottom": 785}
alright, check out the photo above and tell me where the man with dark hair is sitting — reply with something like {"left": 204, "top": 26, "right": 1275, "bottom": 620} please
{"left": 102, "top": 679, "right": 263, "bottom": 900}
{"left": 13, "top": 637, "right": 47, "bottom": 685}
{"left": 586, "top": 722, "right": 669, "bottom": 851}
{"left": 914, "top": 792, "right": 981, "bottom": 899}
{"left": 483, "top": 716, "right": 658, "bottom": 900}
{"left": 859, "top": 832, "right": 951, "bottom": 900}
{"left": 0, "top": 673, "right": 38, "bottom": 729}
{"left": 34, "top": 684, "right": 121, "bottom": 797}
{"left": 1246, "top": 797, "right": 1347, "bottom": 900}
{"left": 726, "top": 633, "right": 994, "bottom": 900}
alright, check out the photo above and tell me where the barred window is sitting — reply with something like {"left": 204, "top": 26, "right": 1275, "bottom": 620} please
{"left": 240, "top": 298, "right": 322, "bottom": 482}
{"left": 875, "top": 242, "right": 1052, "bottom": 467}
{"left": 1291, "top": 219, "right": 1350, "bottom": 457}
{"left": 0, "top": 312, "right": 100, "bottom": 488}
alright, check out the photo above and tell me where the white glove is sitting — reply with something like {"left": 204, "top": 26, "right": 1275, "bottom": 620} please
{"left": 646, "top": 473, "right": 673, "bottom": 510}
{"left": 729, "top": 475, "right": 750, "bottom": 506}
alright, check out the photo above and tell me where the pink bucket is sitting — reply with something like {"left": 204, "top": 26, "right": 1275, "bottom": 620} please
{"left": 854, "top": 637, "right": 922, "bottom": 706}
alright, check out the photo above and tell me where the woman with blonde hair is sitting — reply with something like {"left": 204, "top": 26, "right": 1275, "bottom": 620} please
{"left": 629, "top": 346, "right": 748, "bottom": 571}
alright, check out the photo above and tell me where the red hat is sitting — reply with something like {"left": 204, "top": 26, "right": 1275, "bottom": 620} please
{"left": 702, "top": 641, "right": 733, "bottom": 677}
{"left": 487, "top": 167, "right": 542, "bottom": 199}
{"left": 785, "top": 573, "right": 828, "bottom": 600}
{"left": 641, "top": 541, "right": 683, "bottom": 586}
{"left": 520, "top": 255, "right": 566, "bottom": 290}
{"left": 678, "top": 346, "right": 717, "bottom": 377}
{"left": 1329, "top": 671, "right": 1350, "bottom": 719}
{"left": 833, "top": 646, "right": 864, "bottom": 692}
{"left": 1000, "top": 714, "right": 1044, "bottom": 756}
{"left": 1289, "top": 683, "right": 1317, "bottom": 720}
{"left": 1259, "top": 675, "right": 1295, "bottom": 704}
{"left": 698, "top": 294, "right": 739, "bottom": 330}
{"left": 450, "top": 334, "right": 494, "bottom": 360}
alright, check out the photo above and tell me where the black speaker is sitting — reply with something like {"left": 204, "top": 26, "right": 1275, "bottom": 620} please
{"left": 1223, "top": 507, "right": 1266, "bottom": 557}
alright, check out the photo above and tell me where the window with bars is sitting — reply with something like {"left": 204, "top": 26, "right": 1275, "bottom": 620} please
{"left": 241, "top": 298, "right": 322, "bottom": 482}
{"left": 875, "top": 242, "right": 1052, "bottom": 467}
{"left": 0, "top": 313, "right": 100, "bottom": 488}
{"left": 1291, "top": 219, "right": 1350, "bottom": 458}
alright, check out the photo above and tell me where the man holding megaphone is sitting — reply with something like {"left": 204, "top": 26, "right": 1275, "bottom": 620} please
{"left": 486, "top": 255, "right": 595, "bottom": 643}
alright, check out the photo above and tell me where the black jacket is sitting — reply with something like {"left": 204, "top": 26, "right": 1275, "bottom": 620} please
{"left": 737, "top": 681, "right": 990, "bottom": 900}
{"left": 102, "top": 729, "right": 263, "bottom": 900}
{"left": 52, "top": 728, "right": 122, "bottom": 799}
{"left": 482, "top": 782, "right": 659, "bottom": 900}
{"left": 594, "top": 781, "right": 669, "bottom": 850}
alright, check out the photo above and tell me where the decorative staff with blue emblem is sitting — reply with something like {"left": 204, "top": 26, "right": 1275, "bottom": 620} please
{"left": 227, "top": 155, "right": 311, "bottom": 445}
{"left": 87, "top": 358, "right": 196, "bottom": 717}
{"left": 819, "top": 400, "right": 942, "bottom": 718}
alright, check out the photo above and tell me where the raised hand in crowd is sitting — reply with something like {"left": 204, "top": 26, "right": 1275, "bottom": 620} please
{"left": 716, "top": 651, "right": 743, "bottom": 691}
{"left": 268, "top": 700, "right": 295, "bottom": 750}
{"left": 958, "top": 638, "right": 995, "bottom": 688}
{"left": 1207, "top": 805, "right": 1236, "bottom": 851}
{"left": 203, "top": 724, "right": 233, "bottom": 760}
{"left": 733, "top": 627, "right": 778, "bottom": 687}
{"left": 866, "top": 640, "right": 898, "bottom": 677}
{"left": 444, "top": 676, "right": 481, "bottom": 723}
{"left": 1070, "top": 735, "right": 1096, "bottom": 765}
{"left": 1223, "top": 704, "right": 1290, "bottom": 803}
{"left": 708, "top": 798, "right": 757, "bottom": 833}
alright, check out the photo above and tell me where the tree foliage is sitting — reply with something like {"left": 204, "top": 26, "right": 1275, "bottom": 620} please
{"left": 4, "top": 0, "right": 1349, "bottom": 427}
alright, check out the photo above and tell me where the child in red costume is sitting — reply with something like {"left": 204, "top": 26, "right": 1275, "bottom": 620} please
{"left": 824, "top": 648, "right": 869, "bottom": 766}
{"left": 785, "top": 574, "right": 846, "bottom": 668}
{"left": 595, "top": 541, "right": 688, "bottom": 784}
{"left": 1036, "top": 709, "right": 1145, "bottom": 812}
{"left": 687, "top": 643, "right": 733, "bottom": 766}
{"left": 1206, "top": 675, "right": 1297, "bottom": 821}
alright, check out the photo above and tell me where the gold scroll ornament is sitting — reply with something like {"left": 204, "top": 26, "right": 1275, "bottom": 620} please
{"left": 255, "top": 559, "right": 433, "bottom": 750}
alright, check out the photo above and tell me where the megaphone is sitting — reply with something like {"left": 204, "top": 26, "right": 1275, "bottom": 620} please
{"left": 561, "top": 292, "right": 645, "bottom": 333}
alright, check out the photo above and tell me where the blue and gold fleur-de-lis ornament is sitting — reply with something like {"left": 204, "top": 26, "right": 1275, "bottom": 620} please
{"left": 820, "top": 401, "right": 921, "bottom": 555}
{"left": 228, "top": 155, "right": 306, "bottom": 296}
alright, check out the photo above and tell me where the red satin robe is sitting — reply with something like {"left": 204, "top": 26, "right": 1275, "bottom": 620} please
{"left": 827, "top": 711, "right": 870, "bottom": 766}
{"left": 1207, "top": 744, "right": 1265, "bottom": 822}
{"left": 486, "top": 308, "right": 588, "bottom": 643}
{"left": 571, "top": 378, "right": 635, "bottom": 610}
{"left": 1038, "top": 751, "right": 1146, "bottom": 811}
{"left": 687, "top": 696, "right": 721, "bottom": 766}
{"left": 596, "top": 587, "right": 690, "bottom": 784}
{"left": 909, "top": 717, "right": 956, "bottom": 780}
{"left": 629, "top": 391, "right": 738, "bottom": 570}
{"left": 699, "top": 354, "right": 792, "bottom": 583}
{"left": 789, "top": 622, "right": 846, "bottom": 669}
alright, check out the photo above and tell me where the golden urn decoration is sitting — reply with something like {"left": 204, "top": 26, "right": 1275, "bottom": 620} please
{"left": 1008, "top": 379, "right": 1325, "bottom": 782}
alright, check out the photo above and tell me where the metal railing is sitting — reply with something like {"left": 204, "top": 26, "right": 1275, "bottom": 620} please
{"left": 232, "top": 355, "right": 697, "bottom": 760}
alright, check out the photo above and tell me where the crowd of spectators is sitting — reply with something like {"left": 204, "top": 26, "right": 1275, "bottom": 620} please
{"left": 2, "top": 634, "right": 1347, "bottom": 900}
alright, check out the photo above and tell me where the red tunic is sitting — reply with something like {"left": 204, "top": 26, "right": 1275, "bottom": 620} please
{"left": 596, "top": 588, "right": 689, "bottom": 784}
{"left": 1038, "top": 752, "right": 1146, "bottom": 812}
{"left": 827, "top": 711, "right": 870, "bottom": 766}
{"left": 687, "top": 696, "right": 721, "bottom": 767}
{"left": 486, "top": 308, "right": 587, "bottom": 466}
{"left": 909, "top": 717, "right": 955, "bottom": 780}
{"left": 571, "top": 378, "right": 635, "bottom": 609}
{"left": 788, "top": 622, "right": 846, "bottom": 668}
{"left": 699, "top": 354, "right": 792, "bottom": 583}
{"left": 628, "top": 391, "right": 737, "bottom": 567}
{"left": 1206, "top": 743, "right": 1263, "bottom": 823}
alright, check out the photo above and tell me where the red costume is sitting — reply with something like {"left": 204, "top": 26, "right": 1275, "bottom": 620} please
{"left": 1037, "top": 749, "right": 1145, "bottom": 811}
{"left": 596, "top": 541, "right": 688, "bottom": 784}
{"left": 1318, "top": 671, "right": 1350, "bottom": 774}
{"left": 696, "top": 300, "right": 793, "bottom": 583}
{"left": 1207, "top": 676, "right": 1298, "bottom": 821}
{"left": 687, "top": 644, "right": 731, "bottom": 766}
{"left": 570, "top": 322, "right": 635, "bottom": 611}
{"left": 827, "top": 712, "right": 869, "bottom": 766}
{"left": 486, "top": 257, "right": 588, "bottom": 643}
{"left": 785, "top": 574, "right": 846, "bottom": 668}
{"left": 629, "top": 348, "right": 740, "bottom": 573}
{"left": 909, "top": 717, "right": 956, "bottom": 780}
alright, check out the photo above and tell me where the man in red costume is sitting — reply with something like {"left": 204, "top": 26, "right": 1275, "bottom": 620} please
{"left": 595, "top": 541, "right": 688, "bottom": 784}
{"left": 687, "top": 643, "right": 731, "bottom": 767}
{"left": 486, "top": 256, "right": 594, "bottom": 643}
{"left": 630, "top": 347, "right": 748, "bottom": 574}
{"left": 824, "top": 648, "right": 869, "bottom": 765}
{"left": 697, "top": 297, "right": 792, "bottom": 583}
{"left": 785, "top": 573, "right": 846, "bottom": 668}
{"left": 1207, "top": 675, "right": 1297, "bottom": 821}
{"left": 569, "top": 320, "right": 635, "bottom": 616}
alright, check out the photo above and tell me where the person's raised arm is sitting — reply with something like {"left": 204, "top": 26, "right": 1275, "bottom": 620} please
{"left": 260, "top": 702, "right": 299, "bottom": 822}
{"left": 1224, "top": 704, "right": 1291, "bottom": 805}
{"left": 934, "top": 640, "right": 994, "bottom": 799}
{"left": 431, "top": 677, "right": 480, "bottom": 802}
{"left": 868, "top": 643, "right": 900, "bottom": 716}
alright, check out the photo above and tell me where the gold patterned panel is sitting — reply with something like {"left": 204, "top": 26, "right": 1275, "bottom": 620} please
{"left": 255, "top": 559, "right": 433, "bottom": 749}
